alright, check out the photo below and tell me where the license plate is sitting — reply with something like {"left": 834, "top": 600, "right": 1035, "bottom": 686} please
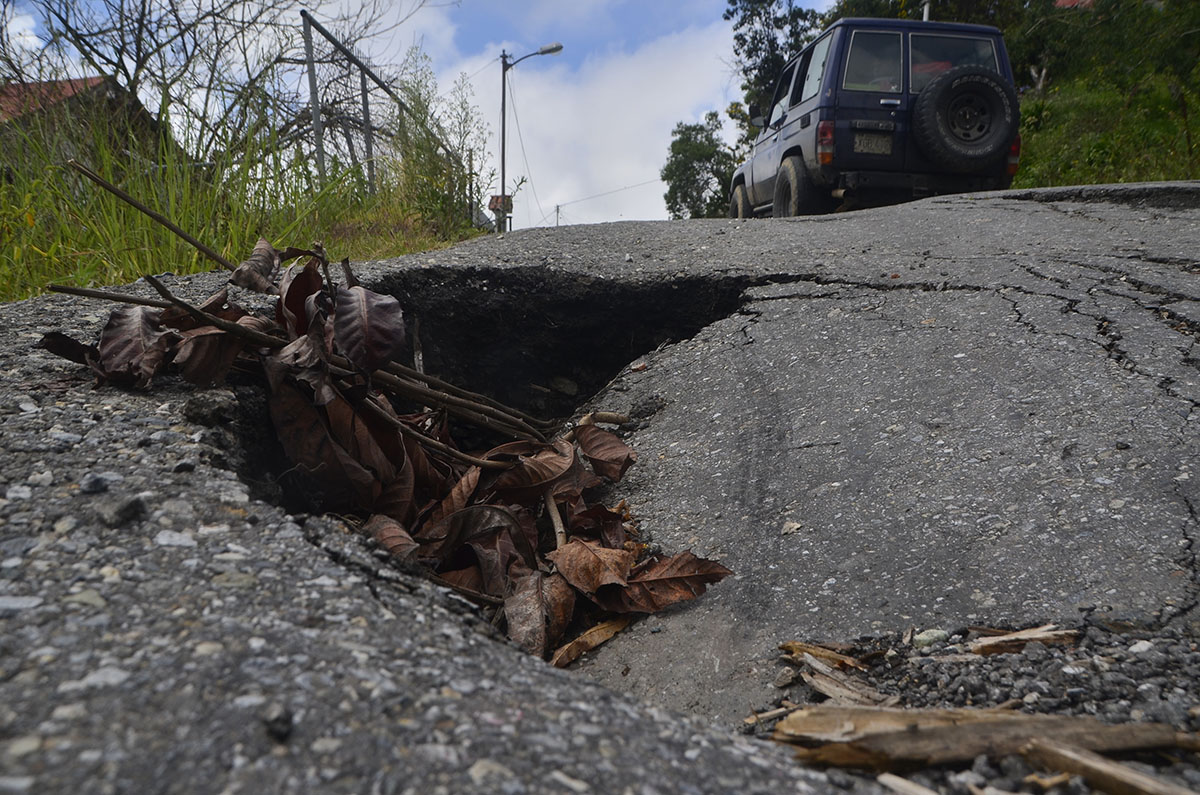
{"left": 853, "top": 131, "right": 892, "bottom": 155}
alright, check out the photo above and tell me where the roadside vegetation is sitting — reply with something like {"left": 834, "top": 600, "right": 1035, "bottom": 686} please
{"left": 0, "top": 1, "right": 491, "bottom": 303}
{"left": 663, "top": 0, "right": 1200, "bottom": 218}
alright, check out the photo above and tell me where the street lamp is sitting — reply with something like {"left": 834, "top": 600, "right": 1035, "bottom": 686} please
{"left": 495, "top": 42, "right": 563, "bottom": 233}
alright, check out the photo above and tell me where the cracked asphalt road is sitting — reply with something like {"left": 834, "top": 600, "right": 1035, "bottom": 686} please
{"left": 0, "top": 183, "right": 1197, "bottom": 791}
{"left": 364, "top": 184, "right": 1200, "bottom": 723}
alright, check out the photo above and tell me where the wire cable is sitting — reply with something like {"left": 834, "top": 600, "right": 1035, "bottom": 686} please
{"left": 505, "top": 71, "right": 546, "bottom": 225}
{"left": 557, "top": 178, "right": 660, "bottom": 207}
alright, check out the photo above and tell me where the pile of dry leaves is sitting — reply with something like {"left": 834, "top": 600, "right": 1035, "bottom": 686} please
{"left": 40, "top": 240, "right": 730, "bottom": 665}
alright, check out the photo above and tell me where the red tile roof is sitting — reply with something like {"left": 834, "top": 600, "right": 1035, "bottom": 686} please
{"left": 0, "top": 76, "right": 107, "bottom": 122}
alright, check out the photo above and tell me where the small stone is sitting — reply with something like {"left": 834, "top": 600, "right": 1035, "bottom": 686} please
{"left": 4, "top": 485, "right": 31, "bottom": 501}
{"left": 0, "top": 776, "right": 35, "bottom": 793}
{"left": 194, "top": 641, "right": 224, "bottom": 656}
{"left": 173, "top": 461, "right": 196, "bottom": 473}
{"left": 50, "top": 703, "right": 86, "bottom": 721}
{"left": 0, "top": 596, "right": 43, "bottom": 611}
{"left": 4, "top": 736, "right": 41, "bottom": 758}
{"left": 212, "top": 571, "right": 256, "bottom": 588}
{"left": 1129, "top": 640, "right": 1154, "bottom": 655}
{"left": 98, "top": 566, "right": 121, "bottom": 583}
{"left": 548, "top": 770, "right": 590, "bottom": 793}
{"left": 912, "top": 629, "right": 949, "bottom": 649}
{"left": 27, "top": 471, "right": 52, "bottom": 487}
{"left": 468, "top": 759, "right": 516, "bottom": 785}
{"left": 773, "top": 667, "right": 802, "bottom": 688}
{"left": 63, "top": 589, "right": 107, "bottom": 609}
{"left": 97, "top": 495, "right": 147, "bottom": 527}
{"left": 59, "top": 666, "right": 131, "bottom": 692}
{"left": 53, "top": 516, "right": 78, "bottom": 534}
{"left": 781, "top": 521, "right": 802, "bottom": 535}
{"left": 154, "top": 530, "right": 197, "bottom": 548}
{"left": 310, "top": 737, "right": 342, "bottom": 754}
{"left": 78, "top": 473, "right": 111, "bottom": 494}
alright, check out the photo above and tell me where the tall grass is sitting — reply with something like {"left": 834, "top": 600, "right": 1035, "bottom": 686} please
{"left": 0, "top": 90, "right": 481, "bottom": 303}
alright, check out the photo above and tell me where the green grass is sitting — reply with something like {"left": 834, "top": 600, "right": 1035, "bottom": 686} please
{"left": 1014, "top": 73, "right": 1200, "bottom": 188}
{"left": 0, "top": 100, "right": 481, "bottom": 303}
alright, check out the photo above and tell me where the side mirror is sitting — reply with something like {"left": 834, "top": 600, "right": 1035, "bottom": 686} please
{"left": 748, "top": 104, "right": 765, "bottom": 129}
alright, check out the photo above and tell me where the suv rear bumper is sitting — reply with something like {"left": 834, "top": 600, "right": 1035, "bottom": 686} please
{"left": 835, "top": 170, "right": 1012, "bottom": 197}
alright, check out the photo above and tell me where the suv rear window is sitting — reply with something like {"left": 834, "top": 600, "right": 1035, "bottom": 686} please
{"left": 910, "top": 33, "right": 998, "bottom": 92}
{"left": 843, "top": 31, "right": 902, "bottom": 93}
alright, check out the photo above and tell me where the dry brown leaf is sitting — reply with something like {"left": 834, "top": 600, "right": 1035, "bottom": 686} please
{"left": 550, "top": 615, "right": 633, "bottom": 667}
{"left": 365, "top": 514, "right": 418, "bottom": 562}
{"left": 546, "top": 539, "right": 634, "bottom": 594}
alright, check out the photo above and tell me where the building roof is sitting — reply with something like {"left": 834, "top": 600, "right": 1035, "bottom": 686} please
{"left": 0, "top": 76, "right": 107, "bottom": 123}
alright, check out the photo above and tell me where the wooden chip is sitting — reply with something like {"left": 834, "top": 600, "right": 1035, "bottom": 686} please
{"left": 1022, "top": 738, "right": 1196, "bottom": 795}
{"left": 800, "top": 653, "right": 899, "bottom": 707}
{"left": 774, "top": 705, "right": 1194, "bottom": 770}
{"left": 743, "top": 701, "right": 802, "bottom": 726}
{"left": 966, "top": 624, "right": 1079, "bottom": 655}
{"left": 780, "top": 640, "right": 868, "bottom": 671}
{"left": 549, "top": 616, "right": 632, "bottom": 667}
{"left": 877, "top": 772, "right": 940, "bottom": 795}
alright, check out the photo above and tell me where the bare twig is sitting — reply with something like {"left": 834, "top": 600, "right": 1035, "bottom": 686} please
{"left": 427, "top": 573, "right": 504, "bottom": 606}
{"left": 358, "top": 395, "right": 510, "bottom": 471}
{"left": 67, "top": 160, "right": 237, "bottom": 272}
{"left": 143, "top": 276, "right": 286, "bottom": 348}
{"left": 545, "top": 486, "right": 567, "bottom": 549}
{"left": 48, "top": 284, "right": 172, "bottom": 309}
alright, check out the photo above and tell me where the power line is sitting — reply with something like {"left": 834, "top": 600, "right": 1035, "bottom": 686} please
{"left": 505, "top": 71, "right": 546, "bottom": 226}
{"left": 557, "top": 178, "right": 660, "bottom": 207}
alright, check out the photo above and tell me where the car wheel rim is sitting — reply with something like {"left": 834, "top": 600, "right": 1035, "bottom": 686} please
{"left": 947, "top": 94, "right": 991, "bottom": 143}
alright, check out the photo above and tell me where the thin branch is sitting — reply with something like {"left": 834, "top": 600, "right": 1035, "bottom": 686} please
{"left": 48, "top": 284, "right": 172, "bottom": 309}
{"left": 545, "top": 486, "right": 568, "bottom": 549}
{"left": 66, "top": 160, "right": 237, "bottom": 272}
{"left": 358, "top": 395, "right": 510, "bottom": 471}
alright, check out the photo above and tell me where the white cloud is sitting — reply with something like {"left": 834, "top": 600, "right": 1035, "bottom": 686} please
{"left": 442, "top": 20, "right": 739, "bottom": 227}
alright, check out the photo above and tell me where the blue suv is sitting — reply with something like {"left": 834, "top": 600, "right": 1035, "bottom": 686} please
{"left": 729, "top": 17, "right": 1021, "bottom": 217}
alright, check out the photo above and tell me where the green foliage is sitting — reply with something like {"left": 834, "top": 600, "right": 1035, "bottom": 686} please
{"left": 724, "top": 0, "right": 823, "bottom": 118}
{"left": 0, "top": 61, "right": 488, "bottom": 303}
{"left": 1015, "top": 73, "right": 1200, "bottom": 187}
{"left": 719, "top": 0, "right": 1200, "bottom": 191}
{"left": 661, "top": 112, "right": 737, "bottom": 220}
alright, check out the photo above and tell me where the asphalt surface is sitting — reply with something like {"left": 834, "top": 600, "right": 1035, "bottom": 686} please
{"left": 1, "top": 183, "right": 1198, "bottom": 792}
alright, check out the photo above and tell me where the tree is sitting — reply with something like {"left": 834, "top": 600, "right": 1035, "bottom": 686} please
{"left": 661, "top": 111, "right": 737, "bottom": 220}
{"left": 724, "top": 0, "right": 822, "bottom": 120}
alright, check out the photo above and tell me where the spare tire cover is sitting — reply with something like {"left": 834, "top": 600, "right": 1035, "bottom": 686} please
{"left": 912, "top": 65, "right": 1019, "bottom": 174}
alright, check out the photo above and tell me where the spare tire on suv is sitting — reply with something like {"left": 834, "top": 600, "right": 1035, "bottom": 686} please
{"left": 912, "top": 65, "right": 1019, "bottom": 174}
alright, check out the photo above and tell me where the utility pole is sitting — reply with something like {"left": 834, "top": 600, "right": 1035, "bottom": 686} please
{"left": 494, "top": 42, "right": 563, "bottom": 234}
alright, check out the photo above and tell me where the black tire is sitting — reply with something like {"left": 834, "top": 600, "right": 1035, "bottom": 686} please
{"left": 729, "top": 183, "right": 752, "bottom": 219}
{"left": 772, "top": 155, "right": 831, "bottom": 217}
{"left": 912, "top": 66, "right": 1019, "bottom": 174}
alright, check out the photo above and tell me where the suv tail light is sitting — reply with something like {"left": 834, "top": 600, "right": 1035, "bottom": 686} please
{"left": 817, "top": 121, "right": 834, "bottom": 165}
{"left": 1006, "top": 134, "right": 1021, "bottom": 177}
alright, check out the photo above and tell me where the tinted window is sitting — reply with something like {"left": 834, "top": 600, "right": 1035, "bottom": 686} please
{"left": 793, "top": 34, "right": 832, "bottom": 104}
{"left": 910, "top": 34, "right": 998, "bottom": 92}
{"left": 843, "top": 31, "right": 902, "bottom": 93}
{"left": 767, "top": 62, "right": 797, "bottom": 127}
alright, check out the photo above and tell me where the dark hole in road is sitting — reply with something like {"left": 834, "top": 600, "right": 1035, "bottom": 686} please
{"left": 230, "top": 266, "right": 751, "bottom": 510}
{"left": 372, "top": 265, "right": 751, "bottom": 434}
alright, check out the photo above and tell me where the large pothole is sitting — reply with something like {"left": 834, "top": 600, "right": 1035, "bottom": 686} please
{"left": 219, "top": 266, "right": 754, "bottom": 511}
{"left": 371, "top": 265, "right": 752, "bottom": 422}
